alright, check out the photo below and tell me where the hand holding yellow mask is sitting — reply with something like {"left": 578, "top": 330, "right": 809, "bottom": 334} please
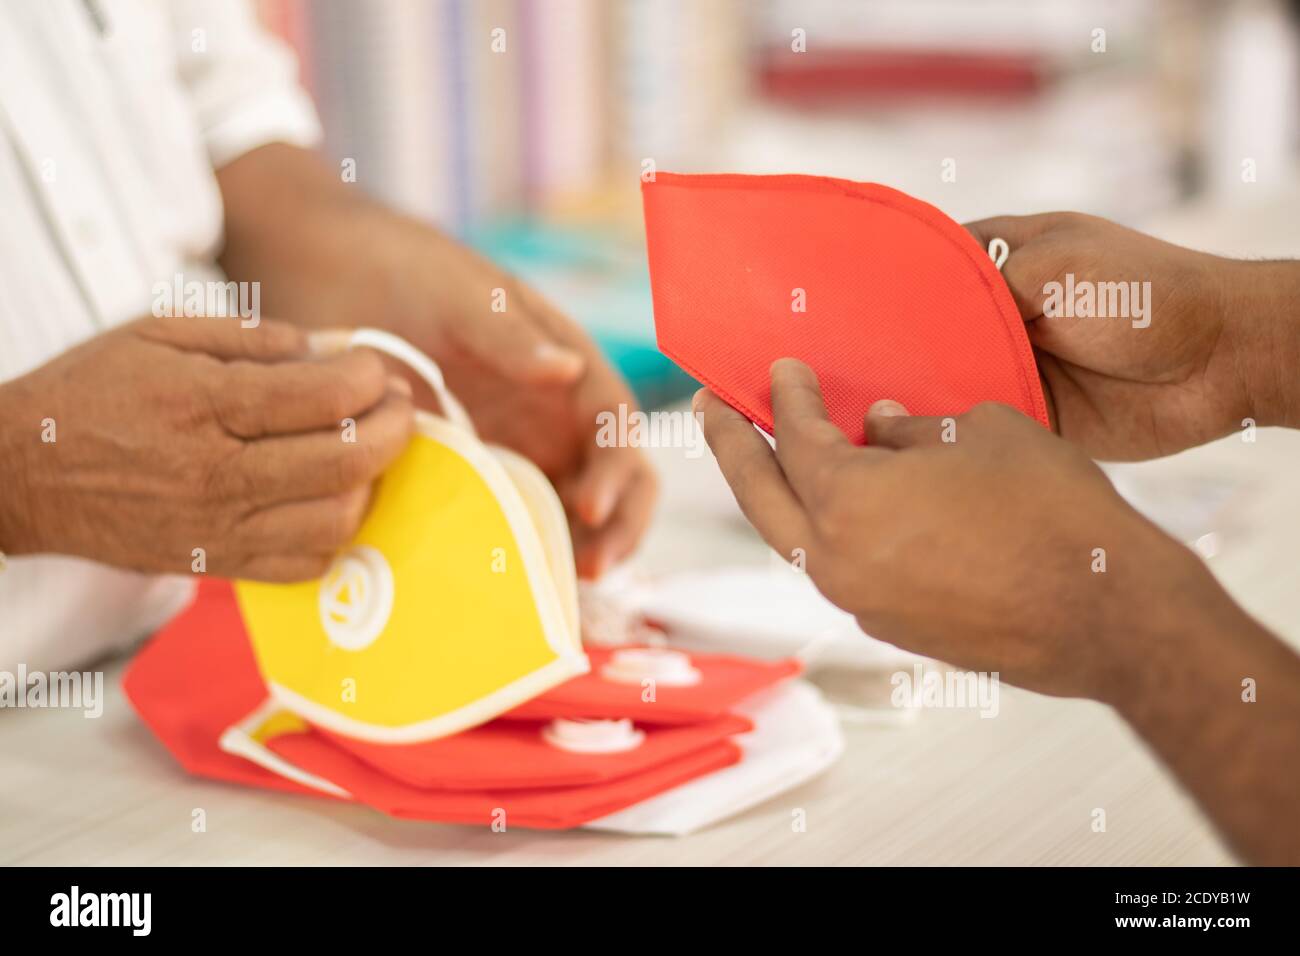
{"left": 235, "top": 329, "right": 588, "bottom": 744}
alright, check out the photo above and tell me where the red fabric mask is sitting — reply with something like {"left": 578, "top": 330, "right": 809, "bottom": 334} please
{"left": 122, "top": 580, "right": 322, "bottom": 798}
{"left": 122, "top": 582, "right": 754, "bottom": 828}
{"left": 504, "top": 645, "right": 800, "bottom": 726}
{"left": 319, "top": 714, "right": 751, "bottom": 791}
{"left": 642, "top": 173, "right": 1049, "bottom": 444}
{"left": 268, "top": 730, "right": 741, "bottom": 829}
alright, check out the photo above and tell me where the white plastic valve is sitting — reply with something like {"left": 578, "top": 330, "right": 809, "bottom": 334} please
{"left": 600, "top": 647, "right": 702, "bottom": 687}
{"left": 541, "top": 718, "right": 645, "bottom": 754}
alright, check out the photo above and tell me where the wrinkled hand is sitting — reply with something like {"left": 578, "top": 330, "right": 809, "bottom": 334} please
{"left": 697, "top": 359, "right": 1216, "bottom": 699}
{"left": 965, "top": 212, "right": 1297, "bottom": 460}
{"left": 216, "top": 145, "right": 658, "bottom": 578}
{"left": 386, "top": 236, "right": 658, "bottom": 579}
{"left": 0, "top": 316, "right": 414, "bottom": 581}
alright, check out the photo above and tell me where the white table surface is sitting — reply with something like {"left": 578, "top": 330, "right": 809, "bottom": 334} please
{"left": 3, "top": 198, "right": 1299, "bottom": 866}
{"left": 5, "top": 418, "right": 1300, "bottom": 866}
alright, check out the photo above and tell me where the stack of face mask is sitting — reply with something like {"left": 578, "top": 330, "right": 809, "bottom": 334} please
{"left": 123, "top": 331, "right": 842, "bottom": 834}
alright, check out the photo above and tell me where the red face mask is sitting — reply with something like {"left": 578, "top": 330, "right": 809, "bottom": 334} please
{"left": 643, "top": 173, "right": 1049, "bottom": 443}
{"left": 122, "top": 582, "right": 780, "bottom": 829}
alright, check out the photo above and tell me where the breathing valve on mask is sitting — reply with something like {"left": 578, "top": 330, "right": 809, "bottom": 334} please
{"left": 542, "top": 717, "right": 646, "bottom": 754}
{"left": 600, "top": 647, "right": 702, "bottom": 687}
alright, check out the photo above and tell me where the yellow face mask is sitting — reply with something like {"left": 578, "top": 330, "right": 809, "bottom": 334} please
{"left": 234, "top": 330, "right": 588, "bottom": 744}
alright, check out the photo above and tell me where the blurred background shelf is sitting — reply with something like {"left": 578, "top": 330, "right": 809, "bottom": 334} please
{"left": 255, "top": 0, "right": 1300, "bottom": 405}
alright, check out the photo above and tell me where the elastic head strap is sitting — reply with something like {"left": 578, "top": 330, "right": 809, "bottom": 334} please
{"left": 309, "top": 328, "right": 476, "bottom": 434}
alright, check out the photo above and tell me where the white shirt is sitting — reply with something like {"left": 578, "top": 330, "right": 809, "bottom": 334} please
{"left": 0, "top": 0, "right": 321, "bottom": 671}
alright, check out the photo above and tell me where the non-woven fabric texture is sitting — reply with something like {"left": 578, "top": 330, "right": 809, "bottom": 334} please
{"left": 267, "top": 730, "right": 742, "bottom": 829}
{"left": 642, "top": 173, "right": 1050, "bottom": 444}
{"left": 586, "top": 680, "right": 844, "bottom": 836}
{"left": 317, "top": 712, "right": 752, "bottom": 790}
{"left": 503, "top": 644, "right": 801, "bottom": 725}
{"left": 122, "top": 580, "right": 324, "bottom": 799}
{"left": 123, "top": 582, "right": 745, "bottom": 829}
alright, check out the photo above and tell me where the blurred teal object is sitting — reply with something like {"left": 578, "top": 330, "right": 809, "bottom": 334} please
{"left": 594, "top": 335, "right": 699, "bottom": 411}
{"left": 467, "top": 218, "right": 698, "bottom": 409}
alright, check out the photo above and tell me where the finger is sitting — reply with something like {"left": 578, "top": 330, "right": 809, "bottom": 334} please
{"left": 135, "top": 315, "right": 308, "bottom": 362}
{"left": 863, "top": 400, "right": 951, "bottom": 449}
{"left": 963, "top": 213, "right": 1064, "bottom": 254}
{"left": 559, "top": 358, "right": 644, "bottom": 525}
{"left": 963, "top": 213, "right": 1069, "bottom": 320}
{"left": 511, "top": 283, "right": 642, "bottom": 424}
{"left": 572, "top": 467, "right": 658, "bottom": 579}
{"left": 512, "top": 281, "right": 595, "bottom": 355}
{"left": 565, "top": 444, "right": 642, "bottom": 527}
{"left": 696, "top": 388, "right": 813, "bottom": 558}
{"left": 769, "top": 358, "right": 853, "bottom": 497}
{"left": 451, "top": 281, "right": 584, "bottom": 385}
{"left": 237, "top": 552, "right": 336, "bottom": 584}
{"left": 229, "top": 386, "right": 415, "bottom": 505}
{"left": 572, "top": 463, "right": 657, "bottom": 577}
{"left": 212, "top": 348, "right": 400, "bottom": 438}
{"left": 235, "top": 484, "right": 372, "bottom": 555}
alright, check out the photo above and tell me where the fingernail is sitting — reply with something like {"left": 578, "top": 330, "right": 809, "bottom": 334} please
{"left": 534, "top": 342, "right": 583, "bottom": 373}
{"left": 388, "top": 375, "right": 413, "bottom": 397}
{"left": 307, "top": 329, "right": 354, "bottom": 356}
{"left": 587, "top": 547, "right": 610, "bottom": 580}
{"left": 869, "top": 399, "right": 908, "bottom": 417}
{"left": 588, "top": 484, "right": 617, "bottom": 525}
{"left": 691, "top": 388, "right": 706, "bottom": 413}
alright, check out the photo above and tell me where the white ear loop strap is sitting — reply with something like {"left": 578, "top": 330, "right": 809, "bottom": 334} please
{"left": 309, "top": 328, "right": 475, "bottom": 434}
{"left": 987, "top": 237, "right": 1010, "bottom": 271}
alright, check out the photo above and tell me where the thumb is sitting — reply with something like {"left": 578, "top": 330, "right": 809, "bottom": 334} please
{"left": 864, "top": 400, "right": 950, "bottom": 449}
{"left": 450, "top": 303, "right": 584, "bottom": 384}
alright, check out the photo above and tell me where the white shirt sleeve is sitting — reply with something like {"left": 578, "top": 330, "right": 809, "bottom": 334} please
{"left": 166, "top": 0, "right": 322, "bottom": 169}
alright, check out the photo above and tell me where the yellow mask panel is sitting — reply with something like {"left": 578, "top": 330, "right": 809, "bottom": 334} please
{"left": 235, "top": 410, "right": 589, "bottom": 744}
